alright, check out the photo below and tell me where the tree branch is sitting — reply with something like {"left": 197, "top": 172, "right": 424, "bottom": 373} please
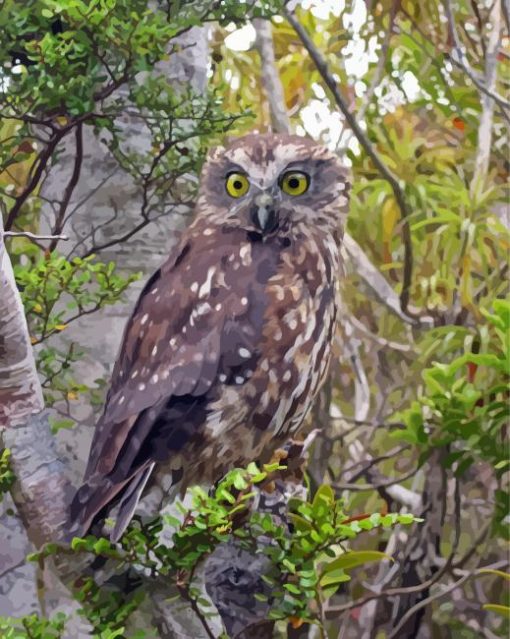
{"left": 444, "top": 0, "right": 509, "bottom": 116}
{"left": 4, "top": 131, "right": 66, "bottom": 231}
{"left": 387, "top": 559, "right": 509, "bottom": 639}
{"left": 49, "top": 123, "right": 84, "bottom": 252}
{"left": 469, "top": 0, "right": 503, "bottom": 190}
{"left": 2, "top": 231, "right": 68, "bottom": 241}
{"left": 0, "top": 217, "right": 44, "bottom": 425}
{"left": 253, "top": 18, "right": 291, "bottom": 134}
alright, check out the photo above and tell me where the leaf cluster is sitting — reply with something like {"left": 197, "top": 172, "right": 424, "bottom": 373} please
{"left": 29, "top": 463, "right": 418, "bottom": 635}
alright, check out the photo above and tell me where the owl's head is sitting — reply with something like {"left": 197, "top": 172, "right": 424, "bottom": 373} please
{"left": 196, "top": 134, "right": 350, "bottom": 240}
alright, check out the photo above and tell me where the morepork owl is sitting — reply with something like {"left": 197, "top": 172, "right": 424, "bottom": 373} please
{"left": 69, "top": 133, "right": 350, "bottom": 541}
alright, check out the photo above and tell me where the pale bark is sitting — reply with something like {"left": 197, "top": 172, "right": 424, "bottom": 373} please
{"left": 471, "top": 0, "right": 502, "bottom": 192}
{"left": 0, "top": 218, "right": 72, "bottom": 548}
{"left": 253, "top": 18, "right": 291, "bottom": 134}
{"left": 0, "top": 218, "right": 44, "bottom": 427}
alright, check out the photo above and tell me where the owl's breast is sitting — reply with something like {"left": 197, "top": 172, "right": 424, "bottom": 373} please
{"left": 195, "top": 277, "right": 338, "bottom": 479}
{"left": 163, "top": 231, "right": 340, "bottom": 486}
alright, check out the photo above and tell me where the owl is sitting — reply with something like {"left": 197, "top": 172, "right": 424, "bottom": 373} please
{"left": 68, "top": 133, "right": 350, "bottom": 541}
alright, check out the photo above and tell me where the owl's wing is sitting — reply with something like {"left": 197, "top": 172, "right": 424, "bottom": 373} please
{"left": 69, "top": 230, "right": 273, "bottom": 538}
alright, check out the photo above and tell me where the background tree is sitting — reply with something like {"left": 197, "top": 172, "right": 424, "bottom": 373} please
{"left": 0, "top": 0, "right": 508, "bottom": 638}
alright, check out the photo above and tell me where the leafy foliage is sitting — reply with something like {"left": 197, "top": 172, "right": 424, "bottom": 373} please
{"left": 0, "top": 612, "right": 67, "bottom": 639}
{"left": 1, "top": 0, "right": 508, "bottom": 637}
{"left": 0, "top": 448, "right": 15, "bottom": 501}
{"left": 13, "top": 251, "right": 140, "bottom": 407}
{"left": 395, "top": 300, "right": 510, "bottom": 537}
{"left": 30, "top": 463, "right": 418, "bottom": 635}
{"left": 16, "top": 252, "right": 141, "bottom": 345}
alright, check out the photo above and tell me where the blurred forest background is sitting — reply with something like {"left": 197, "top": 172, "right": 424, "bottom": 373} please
{"left": 0, "top": 0, "right": 508, "bottom": 638}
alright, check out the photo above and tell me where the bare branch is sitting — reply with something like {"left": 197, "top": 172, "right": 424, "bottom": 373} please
{"left": 470, "top": 0, "right": 503, "bottom": 190}
{"left": 49, "top": 123, "right": 84, "bottom": 252}
{"left": 0, "top": 217, "right": 44, "bottom": 425}
{"left": 2, "top": 231, "right": 68, "bottom": 241}
{"left": 503, "top": 0, "right": 510, "bottom": 33}
{"left": 342, "top": 234, "right": 431, "bottom": 326}
{"left": 253, "top": 18, "right": 292, "bottom": 134}
{"left": 4, "top": 131, "right": 66, "bottom": 231}
{"left": 387, "top": 560, "right": 509, "bottom": 639}
{"left": 444, "top": 0, "right": 509, "bottom": 115}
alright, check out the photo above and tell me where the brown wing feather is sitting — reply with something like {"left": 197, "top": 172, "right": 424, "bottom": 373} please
{"left": 70, "top": 225, "right": 279, "bottom": 537}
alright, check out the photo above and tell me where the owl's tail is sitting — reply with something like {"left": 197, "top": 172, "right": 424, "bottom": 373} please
{"left": 65, "top": 462, "right": 156, "bottom": 543}
{"left": 111, "top": 462, "right": 155, "bottom": 541}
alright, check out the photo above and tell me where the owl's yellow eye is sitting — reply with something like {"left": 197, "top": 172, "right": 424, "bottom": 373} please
{"left": 280, "top": 171, "right": 309, "bottom": 196}
{"left": 225, "top": 172, "right": 250, "bottom": 198}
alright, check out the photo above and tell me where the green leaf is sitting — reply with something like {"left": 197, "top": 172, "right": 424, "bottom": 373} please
{"left": 483, "top": 604, "right": 510, "bottom": 620}
{"left": 478, "top": 569, "right": 510, "bottom": 581}
{"left": 321, "top": 551, "right": 390, "bottom": 578}
{"left": 283, "top": 583, "right": 301, "bottom": 595}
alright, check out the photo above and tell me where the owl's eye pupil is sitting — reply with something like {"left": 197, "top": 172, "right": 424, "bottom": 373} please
{"left": 288, "top": 178, "right": 300, "bottom": 189}
{"left": 233, "top": 180, "right": 243, "bottom": 190}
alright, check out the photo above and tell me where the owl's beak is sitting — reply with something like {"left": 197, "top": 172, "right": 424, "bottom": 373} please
{"left": 251, "top": 191, "right": 278, "bottom": 233}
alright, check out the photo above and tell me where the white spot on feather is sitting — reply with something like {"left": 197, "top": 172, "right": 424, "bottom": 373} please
{"left": 141, "top": 313, "right": 149, "bottom": 325}
{"left": 238, "top": 347, "right": 251, "bottom": 358}
{"left": 138, "top": 383, "right": 146, "bottom": 391}
{"left": 196, "top": 302, "right": 210, "bottom": 316}
{"left": 240, "top": 244, "right": 251, "bottom": 265}
{"left": 199, "top": 267, "right": 215, "bottom": 298}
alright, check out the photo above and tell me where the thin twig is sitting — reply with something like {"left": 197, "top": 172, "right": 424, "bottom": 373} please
{"left": 4, "top": 131, "right": 66, "bottom": 231}
{"left": 444, "top": 0, "right": 509, "bottom": 114}
{"left": 333, "top": 464, "right": 420, "bottom": 491}
{"left": 386, "top": 559, "right": 509, "bottom": 639}
{"left": 49, "top": 123, "right": 84, "bottom": 251}
{"left": 2, "top": 231, "right": 69, "bottom": 241}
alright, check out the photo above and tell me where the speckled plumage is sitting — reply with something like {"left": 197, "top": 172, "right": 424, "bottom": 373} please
{"left": 69, "top": 133, "right": 350, "bottom": 540}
